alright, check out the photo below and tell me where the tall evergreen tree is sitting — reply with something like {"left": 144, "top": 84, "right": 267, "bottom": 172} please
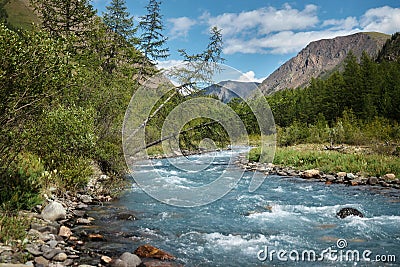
{"left": 30, "top": 0, "right": 95, "bottom": 40}
{"left": 102, "top": 0, "right": 137, "bottom": 43}
{"left": 139, "top": 0, "right": 169, "bottom": 62}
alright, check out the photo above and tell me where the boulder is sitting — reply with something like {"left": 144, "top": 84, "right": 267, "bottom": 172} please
{"left": 134, "top": 244, "right": 175, "bottom": 260}
{"left": 41, "top": 202, "right": 66, "bottom": 221}
{"left": 301, "top": 169, "right": 320, "bottom": 179}
{"left": 112, "top": 259, "right": 128, "bottom": 267}
{"left": 337, "top": 172, "right": 347, "bottom": 177}
{"left": 325, "top": 175, "right": 336, "bottom": 182}
{"left": 345, "top": 173, "right": 356, "bottom": 180}
{"left": 119, "top": 252, "right": 142, "bottom": 267}
{"left": 367, "top": 177, "right": 379, "bottom": 185}
{"left": 337, "top": 207, "right": 364, "bottom": 219}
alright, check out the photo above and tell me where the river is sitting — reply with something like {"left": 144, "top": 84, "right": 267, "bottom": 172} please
{"left": 87, "top": 149, "right": 400, "bottom": 266}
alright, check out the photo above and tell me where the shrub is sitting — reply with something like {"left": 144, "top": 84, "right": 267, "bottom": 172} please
{"left": 0, "top": 153, "right": 44, "bottom": 210}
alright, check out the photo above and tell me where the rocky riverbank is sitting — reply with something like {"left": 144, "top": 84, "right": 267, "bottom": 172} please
{"left": 236, "top": 155, "right": 400, "bottom": 190}
{"left": 0, "top": 171, "right": 180, "bottom": 267}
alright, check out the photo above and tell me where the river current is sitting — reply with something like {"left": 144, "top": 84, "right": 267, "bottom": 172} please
{"left": 89, "top": 149, "right": 400, "bottom": 266}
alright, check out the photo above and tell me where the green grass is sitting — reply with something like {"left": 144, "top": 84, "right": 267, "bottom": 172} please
{"left": 250, "top": 146, "right": 400, "bottom": 177}
{"left": 5, "top": 0, "right": 39, "bottom": 30}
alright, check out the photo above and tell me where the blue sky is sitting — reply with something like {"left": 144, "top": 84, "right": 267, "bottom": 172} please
{"left": 92, "top": 0, "right": 400, "bottom": 82}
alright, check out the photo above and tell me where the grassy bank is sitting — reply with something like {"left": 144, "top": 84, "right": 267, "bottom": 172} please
{"left": 249, "top": 144, "right": 400, "bottom": 177}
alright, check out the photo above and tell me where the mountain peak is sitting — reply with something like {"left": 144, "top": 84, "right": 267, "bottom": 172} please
{"left": 260, "top": 32, "right": 390, "bottom": 95}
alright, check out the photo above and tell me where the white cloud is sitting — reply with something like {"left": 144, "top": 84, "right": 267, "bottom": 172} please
{"left": 201, "top": 4, "right": 400, "bottom": 56}
{"left": 168, "top": 17, "right": 196, "bottom": 39}
{"left": 156, "top": 59, "right": 184, "bottom": 70}
{"left": 203, "top": 4, "right": 318, "bottom": 37}
{"left": 236, "top": 71, "right": 267, "bottom": 83}
{"left": 360, "top": 6, "right": 400, "bottom": 33}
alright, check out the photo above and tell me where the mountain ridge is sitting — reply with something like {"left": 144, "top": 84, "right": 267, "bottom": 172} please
{"left": 260, "top": 32, "right": 390, "bottom": 95}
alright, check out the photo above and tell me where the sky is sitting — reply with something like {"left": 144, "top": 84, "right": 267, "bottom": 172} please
{"left": 92, "top": 0, "right": 400, "bottom": 83}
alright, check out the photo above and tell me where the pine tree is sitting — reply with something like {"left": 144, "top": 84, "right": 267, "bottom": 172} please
{"left": 139, "top": 0, "right": 169, "bottom": 62}
{"left": 102, "top": 0, "right": 137, "bottom": 44}
{"left": 30, "top": 0, "right": 95, "bottom": 40}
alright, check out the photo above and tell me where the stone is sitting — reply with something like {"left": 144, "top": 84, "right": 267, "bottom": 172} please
{"left": 63, "top": 259, "right": 74, "bottom": 266}
{"left": 349, "top": 180, "right": 358, "bottom": 186}
{"left": 301, "top": 169, "right": 320, "bottom": 179}
{"left": 47, "top": 240, "right": 58, "bottom": 249}
{"left": 325, "top": 181, "right": 332, "bottom": 185}
{"left": 53, "top": 252, "right": 68, "bottom": 262}
{"left": 79, "top": 195, "right": 92, "bottom": 204}
{"left": 76, "top": 218, "right": 91, "bottom": 225}
{"left": 337, "top": 207, "right": 364, "bottom": 219}
{"left": 87, "top": 233, "right": 104, "bottom": 241}
{"left": 345, "top": 173, "right": 356, "bottom": 180}
{"left": 101, "top": 255, "right": 113, "bottom": 264}
{"left": 325, "top": 175, "right": 336, "bottom": 182}
{"left": 134, "top": 244, "right": 175, "bottom": 260}
{"left": 43, "top": 249, "right": 63, "bottom": 260}
{"left": 119, "top": 252, "right": 142, "bottom": 267}
{"left": 59, "top": 226, "right": 72, "bottom": 238}
{"left": 112, "top": 259, "right": 128, "bottom": 267}
{"left": 383, "top": 173, "right": 396, "bottom": 181}
{"left": 41, "top": 202, "right": 66, "bottom": 221}
{"left": 34, "top": 256, "right": 49, "bottom": 267}
{"left": 367, "top": 177, "right": 379, "bottom": 185}
{"left": 25, "top": 244, "right": 43, "bottom": 257}
{"left": 143, "top": 260, "right": 184, "bottom": 267}
{"left": 116, "top": 211, "right": 138, "bottom": 221}
{"left": 337, "top": 172, "right": 347, "bottom": 177}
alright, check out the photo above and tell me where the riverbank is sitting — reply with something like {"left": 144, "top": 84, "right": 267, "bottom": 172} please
{"left": 0, "top": 167, "right": 179, "bottom": 267}
{"left": 240, "top": 144, "right": 400, "bottom": 190}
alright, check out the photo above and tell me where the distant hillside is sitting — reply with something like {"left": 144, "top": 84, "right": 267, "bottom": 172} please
{"left": 4, "top": 0, "right": 39, "bottom": 29}
{"left": 203, "top": 80, "right": 260, "bottom": 103}
{"left": 260, "top": 32, "right": 389, "bottom": 95}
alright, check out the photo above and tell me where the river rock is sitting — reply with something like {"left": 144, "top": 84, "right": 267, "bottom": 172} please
{"left": 337, "top": 172, "right": 347, "bottom": 177}
{"left": 119, "top": 252, "right": 142, "bottom": 267}
{"left": 134, "top": 244, "right": 175, "bottom": 260}
{"left": 35, "top": 256, "right": 50, "bottom": 266}
{"left": 337, "top": 207, "right": 364, "bottom": 219}
{"left": 43, "top": 249, "right": 63, "bottom": 260}
{"left": 325, "top": 175, "right": 336, "bottom": 182}
{"left": 101, "top": 255, "right": 112, "bottom": 264}
{"left": 79, "top": 194, "right": 93, "bottom": 204}
{"left": 112, "top": 259, "right": 128, "bottom": 267}
{"left": 53, "top": 252, "right": 68, "bottom": 262}
{"left": 346, "top": 173, "right": 356, "bottom": 180}
{"left": 59, "top": 226, "right": 72, "bottom": 238}
{"left": 41, "top": 202, "right": 66, "bottom": 221}
{"left": 76, "top": 218, "right": 92, "bottom": 225}
{"left": 301, "top": 169, "right": 320, "bottom": 179}
{"left": 25, "top": 244, "right": 43, "bottom": 257}
{"left": 383, "top": 173, "right": 396, "bottom": 181}
{"left": 367, "top": 177, "right": 379, "bottom": 185}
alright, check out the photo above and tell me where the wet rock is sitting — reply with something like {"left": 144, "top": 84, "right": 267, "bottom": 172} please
{"left": 367, "top": 177, "right": 379, "bottom": 185}
{"left": 72, "top": 210, "right": 86, "bottom": 217}
{"left": 337, "top": 207, "right": 364, "bottom": 219}
{"left": 53, "top": 252, "right": 68, "bottom": 262}
{"left": 134, "top": 244, "right": 175, "bottom": 260}
{"left": 41, "top": 202, "right": 66, "bottom": 221}
{"left": 101, "top": 255, "right": 112, "bottom": 264}
{"left": 143, "top": 260, "right": 183, "bottom": 267}
{"left": 380, "top": 181, "right": 390, "bottom": 187}
{"left": 301, "top": 169, "right": 321, "bottom": 179}
{"left": 349, "top": 180, "right": 359, "bottom": 186}
{"left": 35, "top": 256, "right": 50, "bottom": 266}
{"left": 325, "top": 175, "right": 336, "bottom": 182}
{"left": 87, "top": 233, "right": 105, "bottom": 241}
{"left": 116, "top": 211, "right": 138, "bottom": 221}
{"left": 43, "top": 249, "right": 63, "bottom": 260}
{"left": 59, "top": 226, "right": 72, "bottom": 239}
{"left": 120, "top": 252, "right": 142, "bottom": 267}
{"left": 76, "top": 218, "right": 92, "bottom": 225}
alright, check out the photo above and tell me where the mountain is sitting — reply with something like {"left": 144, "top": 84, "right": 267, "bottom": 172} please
{"left": 202, "top": 80, "right": 260, "bottom": 103}
{"left": 260, "top": 32, "right": 390, "bottom": 95}
{"left": 3, "top": 0, "right": 39, "bottom": 30}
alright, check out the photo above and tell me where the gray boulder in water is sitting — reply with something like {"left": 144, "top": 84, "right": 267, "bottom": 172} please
{"left": 337, "top": 207, "right": 364, "bottom": 219}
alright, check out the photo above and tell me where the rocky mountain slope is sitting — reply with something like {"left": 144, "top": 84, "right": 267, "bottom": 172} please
{"left": 260, "top": 32, "right": 389, "bottom": 95}
{"left": 203, "top": 80, "right": 260, "bottom": 103}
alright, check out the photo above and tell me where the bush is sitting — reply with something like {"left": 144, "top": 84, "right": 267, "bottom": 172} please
{"left": 0, "top": 153, "right": 44, "bottom": 210}
{"left": 0, "top": 212, "right": 30, "bottom": 246}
